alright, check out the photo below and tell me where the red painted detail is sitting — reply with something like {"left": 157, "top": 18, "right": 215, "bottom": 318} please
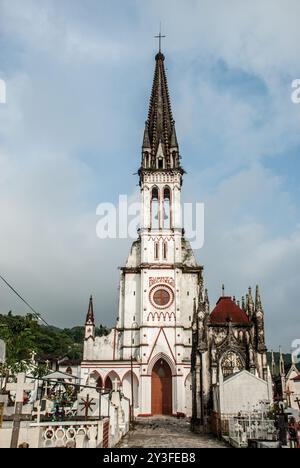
{"left": 103, "top": 420, "right": 110, "bottom": 448}
{"left": 151, "top": 359, "right": 172, "bottom": 415}
{"left": 210, "top": 296, "right": 250, "bottom": 324}
{"left": 147, "top": 327, "right": 176, "bottom": 366}
{"left": 149, "top": 284, "right": 174, "bottom": 310}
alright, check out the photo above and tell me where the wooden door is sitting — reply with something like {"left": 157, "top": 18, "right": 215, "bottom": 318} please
{"left": 151, "top": 359, "right": 172, "bottom": 415}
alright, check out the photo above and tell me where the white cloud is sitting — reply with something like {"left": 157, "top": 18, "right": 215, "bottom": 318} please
{"left": 0, "top": 0, "right": 299, "bottom": 351}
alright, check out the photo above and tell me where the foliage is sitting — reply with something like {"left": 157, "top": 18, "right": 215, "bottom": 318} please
{"left": 0, "top": 312, "right": 111, "bottom": 369}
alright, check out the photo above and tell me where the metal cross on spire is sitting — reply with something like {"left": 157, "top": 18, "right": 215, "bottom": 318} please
{"left": 155, "top": 24, "right": 166, "bottom": 53}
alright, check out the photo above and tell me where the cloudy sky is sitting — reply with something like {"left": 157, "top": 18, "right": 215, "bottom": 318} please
{"left": 0, "top": 0, "right": 299, "bottom": 351}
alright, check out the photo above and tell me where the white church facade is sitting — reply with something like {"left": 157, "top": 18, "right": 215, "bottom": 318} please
{"left": 81, "top": 50, "right": 202, "bottom": 417}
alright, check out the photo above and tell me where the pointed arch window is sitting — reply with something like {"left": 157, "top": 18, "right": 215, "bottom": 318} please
{"left": 163, "top": 242, "right": 168, "bottom": 260}
{"left": 163, "top": 187, "right": 171, "bottom": 229}
{"left": 172, "top": 151, "right": 177, "bottom": 168}
{"left": 144, "top": 152, "right": 149, "bottom": 168}
{"left": 154, "top": 241, "right": 159, "bottom": 260}
{"left": 151, "top": 187, "right": 159, "bottom": 229}
{"left": 158, "top": 157, "right": 164, "bottom": 169}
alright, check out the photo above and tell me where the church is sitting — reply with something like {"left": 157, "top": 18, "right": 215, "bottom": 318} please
{"left": 80, "top": 49, "right": 270, "bottom": 421}
{"left": 81, "top": 49, "right": 200, "bottom": 417}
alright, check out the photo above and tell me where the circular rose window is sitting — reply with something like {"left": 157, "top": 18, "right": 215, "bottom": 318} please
{"left": 153, "top": 289, "right": 170, "bottom": 306}
{"left": 150, "top": 285, "right": 174, "bottom": 309}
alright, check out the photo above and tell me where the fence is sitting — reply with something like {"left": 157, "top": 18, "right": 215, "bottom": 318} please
{"left": 30, "top": 419, "right": 108, "bottom": 448}
{"left": 228, "top": 417, "right": 277, "bottom": 448}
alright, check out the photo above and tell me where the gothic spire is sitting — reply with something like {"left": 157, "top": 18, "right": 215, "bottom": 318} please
{"left": 246, "top": 287, "right": 255, "bottom": 319}
{"left": 255, "top": 285, "right": 263, "bottom": 311}
{"left": 85, "top": 295, "right": 95, "bottom": 325}
{"left": 279, "top": 346, "right": 285, "bottom": 376}
{"left": 141, "top": 52, "right": 181, "bottom": 170}
{"left": 271, "top": 350, "right": 276, "bottom": 377}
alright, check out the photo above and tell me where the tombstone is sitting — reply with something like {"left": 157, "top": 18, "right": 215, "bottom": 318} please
{"left": 87, "top": 425, "right": 98, "bottom": 448}
{"left": 110, "top": 379, "right": 121, "bottom": 407}
{"left": 0, "top": 339, "right": 6, "bottom": 364}
{"left": 78, "top": 394, "right": 97, "bottom": 420}
{"left": 276, "top": 413, "right": 288, "bottom": 447}
{"left": 7, "top": 373, "right": 35, "bottom": 448}
{"left": 77, "top": 380, "right": 99, "bottom": 418}
{"left": 32, "top": 402, "right": 47, "bottom": 424}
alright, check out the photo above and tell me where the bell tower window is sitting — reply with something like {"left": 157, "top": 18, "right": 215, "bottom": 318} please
{"left": 158, "top": 158, "right": 164, "bottom": 169}
{"left": 144, "top": 152, "right": 149, "bottom": 168}
{"left": 151, "top": 187, "right": 159, "bottom": 229}
{"left": 172, "top": 151, "right": 177, "bottom": 168}
{"left": 163, "top": 187, "right": 171, "bottom": 229}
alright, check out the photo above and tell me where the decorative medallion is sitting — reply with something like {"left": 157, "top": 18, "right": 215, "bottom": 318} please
{"left": 149, "top": 284, "right": 174, "bottom": 309}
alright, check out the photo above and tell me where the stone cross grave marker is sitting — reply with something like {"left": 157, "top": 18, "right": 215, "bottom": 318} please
{"left": 285, "top": 387, "right": 294, "bottom": 407}
{"left": 7, "top": 373, "right": 34, "bottom": 448}
{"left": 113, "top": 379, "right": 119, "bottom": 392}
{"left": 32, "top": 402, "right": 47, "bottom": 424}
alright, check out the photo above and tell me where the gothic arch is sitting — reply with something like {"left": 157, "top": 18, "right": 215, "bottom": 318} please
{"left": 144, "top": 151, "right": 149, "bottom": 168}
{"left": 163, "top": 186, "right": 171, "bottom": 229}
{"left": 147, "top": 352, "right": 176, "bottom": 377}
{"left": 89, "top": 370, "right": 104, "bottom": 390}
{"left": 151, "top": 186, "right": 159, "bottom": 229}
{"left": 122, "top": 371, "right": 139, "bottom": 408}
{"left": 151, "top": 357, "right": 173, "bottom": 415}
{"left": 147, "top": 312, "right": 154, "bottom": 322}
{"left": 220, "top": 349, "right": 245, "bottom": 377}
{"left": 104, "top": 370, "right": 120, "bottom": 390}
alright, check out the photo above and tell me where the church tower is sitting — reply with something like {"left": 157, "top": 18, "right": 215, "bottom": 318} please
{"left": 81, "top": 50, "right": 204, "bottom": 417}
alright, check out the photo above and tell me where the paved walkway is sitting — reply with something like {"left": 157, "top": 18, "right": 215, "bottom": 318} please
{"left": 117, "top": 416, "right": 228, "bottom": 448}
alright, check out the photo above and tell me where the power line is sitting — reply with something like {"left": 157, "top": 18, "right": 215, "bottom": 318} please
{"left": 0, "top": 274, "right": 51, "bottom": 327}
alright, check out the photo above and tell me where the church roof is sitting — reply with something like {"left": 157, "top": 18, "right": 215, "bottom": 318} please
{"left": 210, "top": 296, "right": 250, "bottom": 325}
{"left": 143, "top": 52, "right": 180, "bottom": 164}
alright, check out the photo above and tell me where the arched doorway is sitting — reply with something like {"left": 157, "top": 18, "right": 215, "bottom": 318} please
{"left": 151, "top": 359, "right": 172, "bottom": 415}
{"left": 105, "top": 371, "right": 120, "bottom": 391}
{"left": 122, "top": 372, "right": 139, "bottom": 408}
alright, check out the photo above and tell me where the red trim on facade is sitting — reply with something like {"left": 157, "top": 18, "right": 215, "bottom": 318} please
{"left": 161, "top": 327, "right": 177, "bottom": 363}
{"left": 147, "top": 327, "right": 177, "bottom": 366}
{"left": 149, "top": 284, "right": 174, "bottom": 310}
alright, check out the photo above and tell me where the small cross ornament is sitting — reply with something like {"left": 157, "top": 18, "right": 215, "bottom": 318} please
{"left": 7, "top": 373, "right": 34, "bottom": 406}
{"left": 285, "top": 387, "right": 294, "bottom": 407}
{"left": 32, "top": 402, "right": 46, "bottom": 424}
{"left": 79, "top": 394, "right": 96, "bottom": 420}
{"left": 113, "top": 379, "right": 119, "bottom": 393}
{"left": 155, "top": 24, "right": 166, "bottom": 53}
{"left": 7, "top": 373, "right": 34, "bottom": 448}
